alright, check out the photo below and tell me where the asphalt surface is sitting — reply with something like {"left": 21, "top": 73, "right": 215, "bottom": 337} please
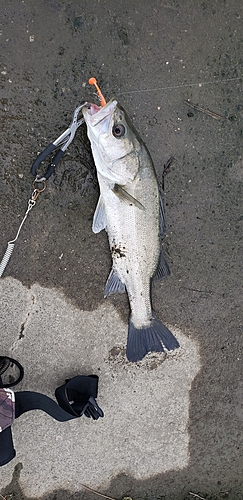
{"left": 0, "top": 1, "right": 243, "bottom": 499}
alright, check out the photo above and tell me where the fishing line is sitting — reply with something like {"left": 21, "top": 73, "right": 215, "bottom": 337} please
{"left": 1, "top": 74, "right": 241, "bottom": 276}
{"left": 117, "top": 75, "right": 243, "bottom": 96}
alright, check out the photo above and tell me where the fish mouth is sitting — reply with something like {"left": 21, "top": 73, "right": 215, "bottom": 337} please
{"left": 85, "top": 103, "right": 101, "bottom": 116}
{"left": 82, "top": 99, "right": 117, "bottom": 128}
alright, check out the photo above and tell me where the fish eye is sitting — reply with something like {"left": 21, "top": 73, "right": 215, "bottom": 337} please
{"left": 112, "top": 123, "right": 126, "bottom": 138}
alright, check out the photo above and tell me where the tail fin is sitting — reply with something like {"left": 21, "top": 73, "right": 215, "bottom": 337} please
{"left": 126, "top": 315, "right": 179, "bottom": 362}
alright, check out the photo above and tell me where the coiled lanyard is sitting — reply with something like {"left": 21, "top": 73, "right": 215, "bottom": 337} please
{"left": 0, "top": 103, "right": 88, "bottom": 277}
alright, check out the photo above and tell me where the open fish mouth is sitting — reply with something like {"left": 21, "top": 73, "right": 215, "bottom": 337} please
{"left": 83, "top": 99, "right": 117, "bottom": 128}
{"left": 85, "top": 103, "right": 101, "bottom": 116}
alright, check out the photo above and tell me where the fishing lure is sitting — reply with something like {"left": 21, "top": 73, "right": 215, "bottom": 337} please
{"left": 88, "top": 77, "right": 107, "bottom": 107}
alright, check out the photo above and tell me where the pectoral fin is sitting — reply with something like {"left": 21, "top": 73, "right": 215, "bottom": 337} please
{"left": 92, "top": 196, "right": 106, "bottom": 233}
{"left": 112, "top": 184, "right": 145, "bottom": 211}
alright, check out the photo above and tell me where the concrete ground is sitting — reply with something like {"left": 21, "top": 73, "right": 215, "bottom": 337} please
{"left": 0, "top": 1, "right": 242, "bottom": 499}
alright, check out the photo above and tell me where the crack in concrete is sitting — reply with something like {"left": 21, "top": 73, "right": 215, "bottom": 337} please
{"left": 10, "top": 291, "right": 36, "bottom": 353}
{"left": 19, "top": 317, "right": 27, "bottom": 339}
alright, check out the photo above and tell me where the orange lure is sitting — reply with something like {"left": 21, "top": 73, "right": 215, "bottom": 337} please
{"left": 88, "top": 77, "right": 107, "bottom": 107}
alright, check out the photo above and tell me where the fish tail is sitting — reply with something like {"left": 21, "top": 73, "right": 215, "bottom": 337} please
{"left": 126, "top": 315, "right": 179, "bottom": 362}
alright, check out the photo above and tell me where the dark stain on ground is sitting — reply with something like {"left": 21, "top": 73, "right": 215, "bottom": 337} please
{"left": 0, "top": 0, "right": 243, "bottom": 498}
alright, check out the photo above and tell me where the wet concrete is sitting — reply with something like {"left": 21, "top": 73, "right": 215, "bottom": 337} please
{"left": 0, "top": 278, "right": 200, "bottom": 498}
{"left": 0, "top": 0, "right": 243, "bottom": 499}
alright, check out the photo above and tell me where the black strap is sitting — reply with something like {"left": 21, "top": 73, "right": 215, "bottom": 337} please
{"left": 15, "top": 375, "right": 103, "bottom": 421}
{"left": 0, "top": 359, "right": 103, "bottom": 467}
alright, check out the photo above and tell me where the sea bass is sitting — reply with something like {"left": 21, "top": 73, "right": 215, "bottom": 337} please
{"left": 82, "top": 99, "right": 179, "bottom": 362}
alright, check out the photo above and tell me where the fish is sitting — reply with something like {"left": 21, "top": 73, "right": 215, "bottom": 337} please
{"left": 82, "top": 98, "right": 179, "bottom": 362}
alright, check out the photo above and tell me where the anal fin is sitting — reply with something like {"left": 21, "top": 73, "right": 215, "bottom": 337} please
{"left": 104, "top": 268, "right": 126, "bottom": 298}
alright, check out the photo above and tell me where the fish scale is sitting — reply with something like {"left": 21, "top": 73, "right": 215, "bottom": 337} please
{"left": 82, "top": 98, "right": 179, "bottom": 362}
{"left": 105, "top": 161, "right": 159, "bottom": 327}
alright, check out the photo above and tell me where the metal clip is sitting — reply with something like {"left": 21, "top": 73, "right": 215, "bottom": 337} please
{"left": 0, "top": 180, "right": 46, "bottom": 277}
{"left": 31, "top": 180, "right": 46, "bottom": 201}
{"left": 31, "top": 102, "right": 88, "bottom": 181}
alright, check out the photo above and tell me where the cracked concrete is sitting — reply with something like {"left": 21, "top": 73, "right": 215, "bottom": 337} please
{"left": 3, "top": 281, "right": 36, "bottom": 354}
{"left": 0, "top": 278, "right": 200, "bottom": 497}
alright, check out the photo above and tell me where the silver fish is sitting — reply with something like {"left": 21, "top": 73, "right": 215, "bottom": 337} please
{"left": 82, "top": 99, "right": 179, "bottom": 362}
